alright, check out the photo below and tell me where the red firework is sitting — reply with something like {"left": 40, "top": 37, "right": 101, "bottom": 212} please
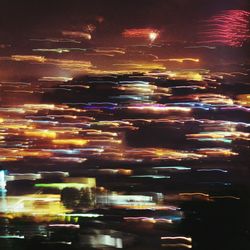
{"left": 199, "top": 9, "right": 250, "bottom": 47}
{"left": 122, "top": 28, "right": 159, "bottom": 40}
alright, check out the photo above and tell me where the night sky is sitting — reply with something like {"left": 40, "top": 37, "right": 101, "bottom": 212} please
{"left": 0, "top": 0, "right": 248, "bottom": 81}
{"left": 0, "top": 0, "right": 249, "bottom": 42}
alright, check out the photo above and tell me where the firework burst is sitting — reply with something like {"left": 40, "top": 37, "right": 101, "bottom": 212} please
{"left": 199, "top": 9, "right": 250, "bottom": 47}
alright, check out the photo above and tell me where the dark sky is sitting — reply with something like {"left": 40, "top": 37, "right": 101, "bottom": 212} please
{"left": 0, "top": 0, "right": 248, "bottom": 41}
{"left": 0, "top": 0, "right": 248, "bottom": 81}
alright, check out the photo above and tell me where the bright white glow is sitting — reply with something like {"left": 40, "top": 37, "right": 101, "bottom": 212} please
{"left": 0, "top": 171, "right": 6, "bottom": 190}
{"left": 149, "top": 32, "right": 158, "bottom": 42}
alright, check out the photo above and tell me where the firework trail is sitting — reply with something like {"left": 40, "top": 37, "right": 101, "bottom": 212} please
{"left": 199, "top": 9, "right": 250, "bottom": 47}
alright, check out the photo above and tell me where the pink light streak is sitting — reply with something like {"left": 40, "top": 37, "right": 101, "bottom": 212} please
{"left": 199, "top": 9, "right": 250, "bottom": 47}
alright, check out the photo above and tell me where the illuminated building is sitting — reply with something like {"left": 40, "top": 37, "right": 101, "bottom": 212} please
{"left": 0, "top": 170, "right": 6, "bottom": 194}
{"left": 0, "top": 170, "right": 7, "bottom": 213}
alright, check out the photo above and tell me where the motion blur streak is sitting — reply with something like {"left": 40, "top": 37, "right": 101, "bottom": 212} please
{"left": 199, "top": 9, "right": 250, "bottom": 47}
